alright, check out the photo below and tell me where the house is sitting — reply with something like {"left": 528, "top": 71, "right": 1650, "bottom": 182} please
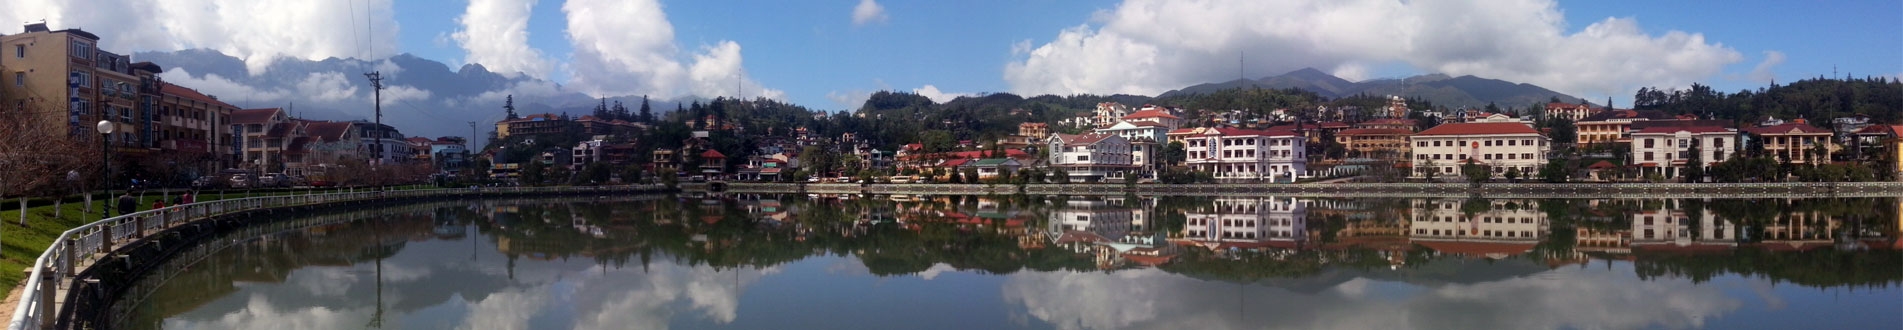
{"left": 1048, "top": 133, "right": 1137, "bottom": 182}
{"left": 1336, "top": 128, "right": 1413, "bottom": 160}
{"left": 965, "top": 158, "right": 1023, "bottom": 181}
{"left": 1629, "top": 124, "right": 1736, "bottom": 181}
{"left": 1181, "top": 127, "right": 1307, "bottom": 182}
{"left": 1178, "top": 197, "right": 1307, "bottom": 252}
{"left": 1743, "top": 119, "right": 1835, "bottom": 165}
{"left": 1408, "top": 122, "right": 1549, "bottom": 178}
{"left": 1092, "top": 102, "right": 1132, "bottom": 128}
{"left": 1095, "top": 120, "right": 1172, "bottom": 175}
{"left": 1120, "top": 105, "right": 1183, "bottom": 129}
{"left": 698, "top": 149, "right": 727, "bottom": 178}
{"left": 1408, "top": 199, "right": 1547, "bottom": 259}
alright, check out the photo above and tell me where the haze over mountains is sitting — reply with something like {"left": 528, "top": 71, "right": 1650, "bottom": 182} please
{"left": 137, "top": 49, "right": 1592, "bottom": 148}
{"left": 1161, "top": 68, "right": 1590, "bottom": 108}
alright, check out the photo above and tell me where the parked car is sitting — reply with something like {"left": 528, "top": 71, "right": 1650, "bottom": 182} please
{"left": 192, "top": 176, "right": 224, "bottom": 189}
{"left": 259, "top": 173, "right": 285, "bottom": 187}
{"left": 228, "top": 174, "right": 253, "bottom": 189}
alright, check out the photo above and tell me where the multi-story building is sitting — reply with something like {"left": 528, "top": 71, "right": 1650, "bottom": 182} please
{"left": 429, "top": 137, "right": 468, "bottom": 172}
{"left": 1047, "top": 133, "right": 1135, "bottom": 182}
{"left": 1628, "top": 202, "right": 1735, "bottom": 249}
{"left": 1544, "top": 102, "right": 1601, "bottom": 122}
{"left": 1336, "top": 128, "right": 1412, "bottom": 160}
{"left": 1, "top": 23, "right": 157, "bottom": 158}
{"left": 1181, "top": 127, "right": 1306, "bottom": 182}
{"left": 1408, "top": 122, "right": 1549, "bottom": 178}
{"left": 156, "top": 82, "right": 239, "bottom": 171}
{"left": 1091, "top": 102, "right": 1131, "bottom": 128}
{"left": 350, "top": 121, "right": 409, "bottom": 165}
{"left": 494, "top": 113, "right": 565, "bottom": 140}
{"left": 1744, "top": 119, "right": 1835, "bottom": 165}
{"left": 1096, "top": 115, "right": 1174, "bottom": 174}
{"left": 1629, "top": 124, "right": 1735, "bottom": 181}
{"left": 1574, "top": 109, "right": 1674, "bottom": 147}
{"left": 231, "top": 108, "right": 297, "bottom": 173}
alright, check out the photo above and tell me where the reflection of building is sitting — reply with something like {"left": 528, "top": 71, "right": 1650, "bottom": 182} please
{"left": 1179, "top": 197, "right": 1308, "bottom": 251}
{"left": 1629, "top": 202, "right": 1736, "bottom": 252}
{"left": 1408, "top": 199, "right": 1548, "bottom": 259}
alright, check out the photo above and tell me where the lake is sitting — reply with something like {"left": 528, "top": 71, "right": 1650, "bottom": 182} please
{"left": 120, "top": 194, "right": 1901, "bottom": 329}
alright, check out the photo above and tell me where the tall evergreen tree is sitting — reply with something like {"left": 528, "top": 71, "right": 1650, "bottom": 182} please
{"left": 612, "top": 101, "right": 630, "bottom": 121}
{"left": 503, "top": 95, "right": 519, "bottom": 119}
{"left": 638, "top": 95, "right": 654, "bottom": 123}
{"left": 593, "top": 97, "right": 610, "bottom": 119}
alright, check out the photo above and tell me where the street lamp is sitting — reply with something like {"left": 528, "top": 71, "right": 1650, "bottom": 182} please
{"left": 96, "top": 120, "right": 114, "bottom": 220}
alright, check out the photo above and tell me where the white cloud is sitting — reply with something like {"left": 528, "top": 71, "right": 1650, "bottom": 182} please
{"left": 295, "top": 72, "right": 361, "bottom": 102}
{"left": 453, "top": 0, "right": 554, "bottom": 79}
{"left": 913, "top": 85, "right": 973, "bottom": 103}
{"left": 0, "top": 0, "right": 400, "bottom": 75}
{"left": 381, "top": 85, "right": 434, "bottom": 105}
{"left": 852, "top": 0, "right": 889, "bottom": 26}
{"left": 1004, "top": 0, "right": 1743, "bottom": 99}
{"left": 1748, "top": 51, "right": 1786, "bottom": 83}
{"left": 563, "top": 0, "right": 783, "bottom": 100}
{"left": 827, "top": 90, "right": 874, "bottom": 110}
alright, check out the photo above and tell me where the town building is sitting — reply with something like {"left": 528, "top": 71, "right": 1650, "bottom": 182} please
{"left": 1574, "top": 109, "right": 1675, "bottom": 148}
{"left": 1408, "top": 199, "right": 1548, "bottom": 259}
{"left": 1047, "top": 133, "right": 1136, "bottom": 182}
{"left": 1336, "top": 128, "right": 1412, "bottom": 160}
{"left": 2, "top": 23, "right": 162, "bottom": 161}
{"left": 494, "top": 113, "right": 566, "bottom": 140}
{"left": 155, "top": 80, "right": 239, "bottom": 173}
{"left": 1179, "top": 197, "right": 1307, "bottom": 251}
{"left": 1544, "top": 102, "right": 1601, "bottom": 122}
{"left": 1629, "top": 124, "right": 1736, "bottom": 181}
{"left": 1408, "top": 122, "right": 1549, "bottom": 178}
{"left": 231, "top": 108, "right": 297, "bottom": 173}
{"left": 1181, "top": 127, "right": 1307, "bottom": 182}
{"left": 1743, "top": 119, "right": 1835, "bottom": 165}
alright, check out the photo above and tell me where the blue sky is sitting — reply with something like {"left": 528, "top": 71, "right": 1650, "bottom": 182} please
{"left": 9, "top": 0, "right": 1898, "bottom": 111}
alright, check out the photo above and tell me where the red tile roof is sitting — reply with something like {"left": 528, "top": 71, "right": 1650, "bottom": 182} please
{"left": 231, "top": 108, "right": 282, "bottom": 125}
{"left": 1122, "top": 109, "right": 1180, "bottom": 120}
{"left": 1632, "top": 125, "right": 1730, "bottom": 135}
{"left": 160, "top": 83, "right": 237, "bottom": 109}
{"left": 1337, "top": 128, "right": 1413, "bottom": 136}
{"left": 1319, "top": 121, "right": 1351, "bottom": 129}
{"left": 700, "top": 149, "right": 726, "bottom": 159}
{"left": 304, "top": 122, "right": 353, "bottom": 143}
{"left": 1414, "top": 122, "right": 1539, "bottom": 136}
{"left": 1744, "top": 122, "right": 1831, "bottom": 135}
{"left": 1052, "top": 133, "right": 1120, "bottom": 146}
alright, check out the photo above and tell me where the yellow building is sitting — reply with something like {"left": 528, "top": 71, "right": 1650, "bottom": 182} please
{"left": 1744, "top": 120, "right": 1836, "bottom": 165}
{"left": 1, "top": 23, "right": 151, "bottom": 152}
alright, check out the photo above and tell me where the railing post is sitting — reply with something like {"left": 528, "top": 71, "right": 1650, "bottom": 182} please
{"left": 39, "top": 267, "right": 55, "bottom": 328}
{"left": 62, "top": 239, "right": 76, "bottom": 276}
{"left": 134, "top": 214, "right": 145, "bottom": 239}
{"left": 99, "top": 223, "right": 113, "bottom": 254}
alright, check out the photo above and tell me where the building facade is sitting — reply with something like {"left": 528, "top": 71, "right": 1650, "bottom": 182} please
{"left": 1047, "top": 133, "right": 1136, "bottom": 182}
{"left": 1744, "top": 120, "right": 1835, "bottom": 166}
{"left": 1182, "top": 127, "right": 1306, "bottom": 181}
{"left": 1629, "top": 125, "right": 1735, "bottom": 181}
{"left": 1408, "top": 122, "right": 1550, "bottom": 178}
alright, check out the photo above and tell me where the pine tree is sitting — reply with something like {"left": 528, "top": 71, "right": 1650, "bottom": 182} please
{"left": 593, "top": 97, "right": 609, "bottom": 119}
{"left": 612, "top": 100, "right": 630, "bottom": 121}
{"left": 503, "top": 95, "right": 519, "bottom": 120}
{"left": 638, "top": 95, "right": 654, "bottom": 123}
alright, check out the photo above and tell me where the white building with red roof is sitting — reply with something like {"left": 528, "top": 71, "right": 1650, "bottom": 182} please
{"left": 1408, "top": 122, "right": 1549, "bottom": 178}
{"left": 1408, "top": 199, "right": 1548, "bottom": 259}
{"left": 1182, "top": 127, "right": 1307, "bottom": 182}
{"left": 1743, "top": 119, "right": 1835, "bottom": 165}
{"left": 1629, "top": 123, "right": 1736, "bottom": 180}
{"left": 1048, "top": 133, "right": 1136, "bottom": 182}
{"left": 1178, "top": 197, "right": 1307, "bottom": 251}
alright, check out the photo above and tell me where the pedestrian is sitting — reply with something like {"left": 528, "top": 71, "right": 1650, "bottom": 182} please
{"left": 182, "top": 192, "right": 194, "bottom": 204}
{"left": 116, "top": 193, "right": 135, "bottom": 216}
{"left": 172, "top": 194, "right": 184, "bottom": 206}
{"left": 152, "top": 199, "right": 165, "bottom": 210}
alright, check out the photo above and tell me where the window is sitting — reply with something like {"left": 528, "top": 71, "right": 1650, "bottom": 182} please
{"left": 1508, "top": 140, "right": 1517, "bottom": 146}
{"left": 11, "top": 72, "right": 20, "bottom": 86}
{"left": 1075, "top": 155, "right": 1088, "bottom": 162}
{"left": 71, "top": 70, "right": 90, "bottom": 87}
{"left": 1643, "top": 152, "right": 1654, "bottom": 161}
{"left": 1644, "top": 139, "right": 1654, "bottom": 148}
{"left": 1714, "top": 138, "right": 1725, "bottom": 147}
{"left": 1678, "top": 139, "right": 1689, "bottom": 148}
{"left": 12, "top": 44, "right": 21, "bottom": 58}
{"left": 70, "top": 41, "right": 91, "bottom": 59}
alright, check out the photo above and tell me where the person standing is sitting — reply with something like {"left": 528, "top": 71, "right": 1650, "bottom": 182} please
{"left": 116, "top": 193, "right": 136, "bottom": 216}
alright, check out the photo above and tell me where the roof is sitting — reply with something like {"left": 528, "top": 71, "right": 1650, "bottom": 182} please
{"left": 1413, "top": 122, "right": 1539, "bottom": 136}
{"left": 1122, "top": 109, "right": 1180, "bottom": 120}
{"left": 1744, "top": 122, "right": 1832, "bottom": 135}
{"left": 1587, "top": 160, "right": 1618, "bottom": 169}
{"left": 700, "top": 149, "right": 726, "bottom": 159}
{"left": 1337, "top": 128, "right": 1413, "bottom": 136}
{"left": 1579, "top": 109, "right": 1673, "bottom": 122}
{"left": 1358, "top": 118, "right": 1417, "bottom": 127}
{"left": 230, "top": 108, "right": 282, "bottom": 125}
{"left": 160, "top": 83, "right": 237, "bottom": 109}
{"left": 1318, "top": 122, "right": 1351, "bottom": 129}
{"left": 1051, "top": 133, "right": 1121, "bottom": 146}
{"left": 304, "top": 122, "right": 354, "bottom": 143}
{"left": 1853, "top": 124, "right": 1903, "bottom": 136}
{"left": 940, "top": 159, "right": 971, "bottom": 167}
{"left": 971, "top": 158, "right": 1017, "bottom": 166}
{"left": 1631, "top": 125, "right": 1731, "bottom": 135}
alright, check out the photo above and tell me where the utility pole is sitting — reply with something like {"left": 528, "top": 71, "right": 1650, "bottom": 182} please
{"left": 468, "top": 121, "right": 478, "bottom": 151}
{"left": 364, "top": 71, "right": 383, "bottom": 167}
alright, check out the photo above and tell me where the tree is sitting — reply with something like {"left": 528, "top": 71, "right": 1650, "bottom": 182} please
{"left": 1163, "top": 141, "right": 1187, "bottom": 167}
{"left": 1504, "top": 166, "right": 1522, "bottom": 183}
{"left": 503, "top": 95, "right": 519, "bottom": 120}
{"left": 1418, "top": 157, "right": 1439, "bottom": 181}
{"left": 949, "top": 168, "right": 965, "bottom": 183}
{"left": 593, "top": 97, "right": 610, "bottom": 120}
{"left": 1461, "top": 161, "right": 1492, "bottom": 185}
{"left": 1539, "top": 160, "right": 1571, "bottom": 183}
{"left": 638, "top": 95, "right": 655, "bottom": 123}
{"left": 1049, "top": 167, "right": 1070, "bottom": 183}
{"left": 620, "top": 164, "right": 645, "bottom": 184}
{"left": 611, "top": 100, "right": 630, "bottom": 122}
{"left": 521, "top": 160, "right": 546, "bottom": 185}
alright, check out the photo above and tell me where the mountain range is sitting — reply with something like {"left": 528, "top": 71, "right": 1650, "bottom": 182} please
{"left": 1159, "top": 67, "right": 1589, "bottom": 108}
{"left": 133, "top": 50, "right": 1591, "bottom": 150}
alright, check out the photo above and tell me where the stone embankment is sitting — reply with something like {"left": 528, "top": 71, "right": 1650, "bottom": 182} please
{"left": 699, "top": 182, "right": 1903, "bottom": 199}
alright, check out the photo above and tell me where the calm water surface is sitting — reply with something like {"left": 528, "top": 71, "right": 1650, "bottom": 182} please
{"left": 123, "top": 195, "right": 1902, "bottom": 329}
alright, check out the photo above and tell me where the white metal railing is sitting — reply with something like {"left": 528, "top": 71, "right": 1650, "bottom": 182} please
{"left": 7, "top": 184, "right": 666, "bottom": 330}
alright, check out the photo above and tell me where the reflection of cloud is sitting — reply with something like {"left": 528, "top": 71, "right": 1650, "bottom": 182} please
{"left": 458, "top": 288, "right": 548, "bottom": 330}
{"left": 163, "top": 294, "right": 370, "bottom": 330}
{"left": 1004, "top": 266, "right": 1744, "bottom": 330}
{"left": 917, "top": 263, "right": 957, "bottom": 280}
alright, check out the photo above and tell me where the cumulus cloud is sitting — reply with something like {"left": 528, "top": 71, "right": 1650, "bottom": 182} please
{"left": 827, "top": 90, "right": 874, "bottom": 110}
{"left": 453, "top": 0, "right": 554, "bottom": 78}
{"left": 1004, "top": 0, "right": 1743, "bottom": 99}
{"left": 852, "top": 0, "right": 889, "bottom": 26}
{"left": 0, "top": 0, "right": 400, "bottom": 75}
{"left": 295, "top": 72, "right": 362, "bottom": 102}
{"left": 1748, "top": 51, "right": 1786, "bottom": 83}
{"left": 159, "top": 68, "right": 290, "bottom": 103}
{"left": 563, "top": 0, "right": 783, "bottom": 100}
{"left": 913, "top": 85, "right": 974, "bottom": 103}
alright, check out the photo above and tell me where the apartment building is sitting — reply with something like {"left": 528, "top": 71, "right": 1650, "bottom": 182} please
{"left": 1, "top": 23, "right": 149, "bottom": 151}
{"left": 1047, "top": 133, "right": 1136, "bottom": 182}
{"left": 1181, "top": 127, "right": 1307, "bottom": 182}
{"left": 1629, "top": 124, "right": 1735, "bottom": 180}
{"left": 1743, "top": 119, "right": 1835, "bottom": 165}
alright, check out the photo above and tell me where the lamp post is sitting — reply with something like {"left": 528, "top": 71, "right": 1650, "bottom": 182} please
{"left": 96, "top": 120, "right": 114, "bottom": 220}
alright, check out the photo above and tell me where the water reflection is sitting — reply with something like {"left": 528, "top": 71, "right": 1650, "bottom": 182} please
{"left": 125, "top": 195, "right": 1901, "bottom": 329}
